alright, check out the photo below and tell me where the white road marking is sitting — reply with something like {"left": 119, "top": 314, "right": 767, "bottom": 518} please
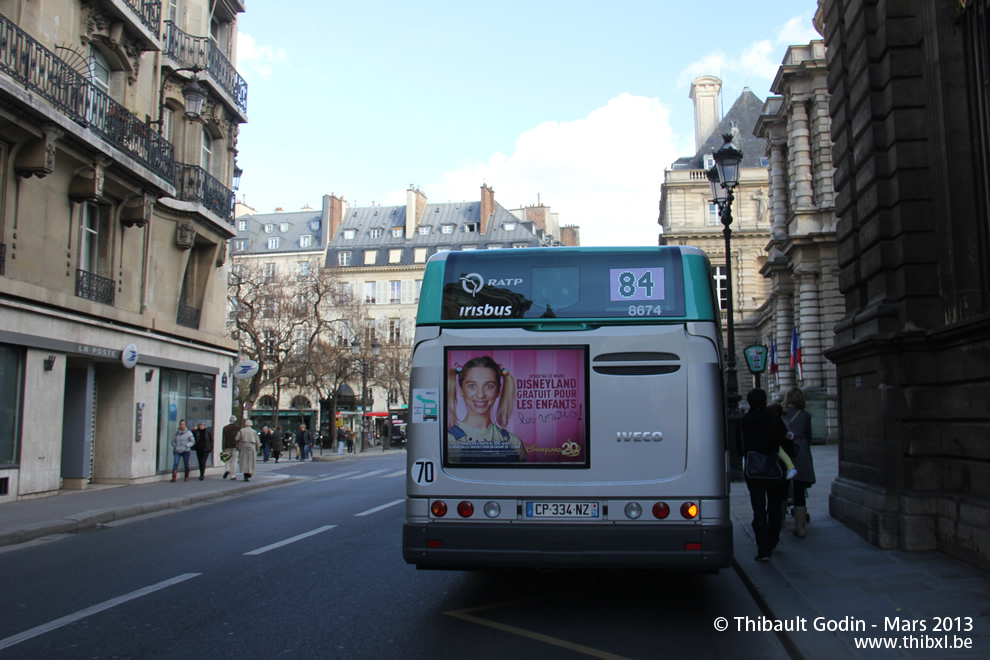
{"left": 355, "top": 499, "right": 404, "bottom": 517}
{"left": 314, "top": 471, "right": 359, "bottom": 482}
{"left": 0, "top": 573, "right": 201, "bottom": 651}
{"left": 382, "top": 470, "right": 406, "bottom": 478}
{"left": 345, "top": 469, "right": 388, "bottom": 480}
{"left": 244, "top": 525, "right": 336, "bottom": 556}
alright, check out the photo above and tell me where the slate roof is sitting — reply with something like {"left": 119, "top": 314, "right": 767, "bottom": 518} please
{"left": 231, "top": 209, "right": 325, "bottom": 256}
{"left": 672, "top": 88, "right": 767, "bottom": 170}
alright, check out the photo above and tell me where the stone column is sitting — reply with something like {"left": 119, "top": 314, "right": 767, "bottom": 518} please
{"left": 769, "top": 139, "right": 789, "bottom": 240}
{"left": 774, "top": 285, "right": 795, "bottom": 393}
{"left": 790, "top": 99, "right": 814, "bottom": 209}
{"left": 795, "top": 268, "right": 823, "bottom": 389}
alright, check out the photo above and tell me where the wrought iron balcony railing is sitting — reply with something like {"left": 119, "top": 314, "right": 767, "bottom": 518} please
{"left": 177, "top": 302, "right": 201, "bottom": 329}
{"left": 174, "top": 163, "right": 235, "bottom": 225}
{"left": 162, "top": 22, "right": 248, "bottom": 114}
{"left": 0, "top": 14, "right": 175, "bottom": 181}
{"left": 76, "top": 270, "right": 116, "bottom": 306}
{"left": 123, "top": 0, "right": 162, "bottom": 35}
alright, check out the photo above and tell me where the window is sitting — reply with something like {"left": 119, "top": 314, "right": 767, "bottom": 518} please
{"left": 415, "top": 279, "right": 423, "bottom": 302}
{"left": 233, "top": 239, "right": 246, "bottom": 251}
{"left": 364, "top": 281, "right": 376, "bottom": 304}
{"left": 708, "top": 203, "right": 719, "bottom": 226}
{"left": 388, "top": 318, "right": 401, "bottom": 344}
{"left": 464, "top": 223, "right": 477, "bottom": 233}
{"left": 340, "top": 282, "right": 353, "bottom": 302}
{"left": 297, "top": 261, "right": 310, "bottom": 278}
{"left": 441, "top": 225, "right": 453, "bottom": 234}
{"left": 264, "top": 224, "right": 274, "bottom": 233}
{"left": 436, "top": 247, "right": 450, "bottom": 254}
{"left": 512, "top": 243, "right": 529, "bottom": 248}
{"left": 418, "top": 226, "right": 431, "bottom": 235}
{"left": 264, "top": 263, "right": 277, "bottom": 281}
{"left": 760, "top": 157, "right": 769, "bottom": 167}
{"left": 263, "top": 298, "right": 279, "bottom": 319}
{"left": 343, "top": 229, "right": 356, "bottom": 240}
{"left": 267, "top": 237, "right": 279, "bottom": 249}
{"left": 704, "top": 155, "right": 715, "bottom": 170}
{"left": 168, "top": 0, "right": 180, "bottom": 23}
{"left": 237, "top": 219, "right": 247, "bottom": 231}
{"left": 300, "top": 235, "right": 312, "bottom": 248}
{"left": 200, "top": 128, "right": 213, "bottom": 173}
{"left": 462, "top": 245, "right": 477, "bottom": 251}
{"left": 370, "top": 228, "right": 383, "bottom": 239}
{"left": 389, "top": 249, "right": 402, "bottom": 264}
{"left": 338, "top": 251, "right": 352, "bottom": 266}
{"left": 311, "top": 220, "right": 321, "bottom": 231}
{"left": 504, "top": 221, "right": 516, "bottom": 231}
{"left": 79, "top": 203, "right": 111, "bottom": 276}
{"left": 390, "top": 280, "right": 401, "bottom": 303}
{"left": 364, "top": 250, "right": 378, "bottom": 265}
{"left": 414, "top": 248, "right": 428, "bottom": 263}
{"left": 0, "top": 345, "right": 24, "bottom": 466}
{"left": 91, "top": 51, "right": 111, "bottom": 94}
{"left": 391, "top": 228, "right": 403, "bottom": 238}
{"left": 264, "top": 331, "right": 278, "bottom": 359}
{"left": 713, "top": 265, "right": 728, "bottom": 311}
{"left": 279, "top": 222, "right": 289, "bottom": 233}
{"left": 486, "top": 244, "right": 503, "bottom": 249}
{"left": 401, "top": 280, "right": 416, "bottom": 304}
{"left": 161, "top": 107, "right": 175, "bottom": 144}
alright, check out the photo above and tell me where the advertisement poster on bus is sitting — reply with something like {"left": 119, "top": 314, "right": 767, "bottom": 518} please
{"left": 444, "top": 347, "right": 588, "bottom": 467}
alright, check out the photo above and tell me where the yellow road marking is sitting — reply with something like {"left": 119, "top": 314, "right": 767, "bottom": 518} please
{"left": 445, "top": 596, "right": 632, "bottom": 660}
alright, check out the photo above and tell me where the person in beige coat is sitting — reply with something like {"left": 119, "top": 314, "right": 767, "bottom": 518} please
{"left": 236, "top": 419, "right": 260, "bottom": 482}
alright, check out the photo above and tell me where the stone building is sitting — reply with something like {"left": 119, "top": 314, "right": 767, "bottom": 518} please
{"left": 0, "top": 0, "right": 246, "bottom": 501}
{"left": 754, "top": 39, "right": 841, "bottom": 442}
{"left": 658, "top": 77, "right": 772, "bottom": 394}
{"left": 819, "top": 0, "right": 990, "bottom": 570}
{"left": 230, "top": 185, "right": 579, "bottom": 441}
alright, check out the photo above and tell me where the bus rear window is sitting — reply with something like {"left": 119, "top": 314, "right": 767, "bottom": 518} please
{"left": 439, "top": 248, "right": 685, "bottom": 320}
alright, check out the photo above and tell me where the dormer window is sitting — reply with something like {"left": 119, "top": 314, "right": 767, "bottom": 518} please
{"left": 441, "top": 225, "right": 453, "bottom": 234}
{"left": 504, "top": 221, "right": 516, "bottom": 231}
{"left": 300, "top": 235, "right": 312, "bottom": 248}
{"left": 267, "top": 237, "right": 279, "bottom": 249}
{"left": 264, "top": 224, "right": 274, "bottom": 233}
{"left": 418, "top": 226, "right": 431, "bottom": 235}
{"left": 391, "top": 228, "right": 403, "bottom": 238}
{"left": 370, "top": 228, "right": 383, "bottom": 239}
{"left": 310, "top": 220, "right": 321, "bottom": 231}
{"left": 237, "top": 219, "right": 247, "bottom": 231}
{"left": 704, "top": 155, "right": 715, "bottom": 170}
{"left": 279, "top": 222, "right": 289, "bottom": 233}
{"left": 343, "top": 229, "right": 356, "bottom": 240}
{"left": 464, "top": 223, "right": 477, "bottom": 233}
{"left": 233, "top": 239, "right": 247, "bottom": 251}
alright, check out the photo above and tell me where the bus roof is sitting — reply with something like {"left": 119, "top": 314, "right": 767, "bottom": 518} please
{"left": 416, "top": 245, "right": 719, "bottom": 326}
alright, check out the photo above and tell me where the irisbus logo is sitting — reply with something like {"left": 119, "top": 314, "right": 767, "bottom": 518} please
{"left": 617, "top": 431, "right": 664, "bottom": 442}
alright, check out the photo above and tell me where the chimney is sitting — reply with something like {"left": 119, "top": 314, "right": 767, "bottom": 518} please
{"left": 689, "top": 75, "right": 722, "bottom": 152}
{"left": 559, "top": 225, "right": 581, "bottom": 247}
{"left": 480, "top": 184, "right": 495, "bottom": 234}
{"left": 323, "top": 194, "right": 344, "bottom": 240}
{"left": 405, "top": 185, "right": 427, "bottom": 237}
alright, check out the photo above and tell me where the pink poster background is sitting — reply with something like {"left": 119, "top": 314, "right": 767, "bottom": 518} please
{"left": 446, "top": 347, "right": 587, "bottom": 464}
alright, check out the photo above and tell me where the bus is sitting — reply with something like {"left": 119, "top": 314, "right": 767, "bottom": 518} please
{"left": 402, "top": 246, "right": 731, "bottom": 571}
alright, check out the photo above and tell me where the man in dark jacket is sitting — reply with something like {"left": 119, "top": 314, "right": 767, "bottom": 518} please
{"left": 738, "top": 389, "right": 794, "bottom": 562}
{"left": 297, "top": 424, "right": 312, "bottom": 461}
{"left": 192, "top": 422, "right": 214, "bottom": 481}
{"left": 222, "top": 415, "right": 240, "bottom": 479}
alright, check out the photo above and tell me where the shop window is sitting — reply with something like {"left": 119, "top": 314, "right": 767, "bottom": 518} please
{"left": 157, "top": 369, "right": 214, "bottom": 472}
{"left": 0, "top": 344, "right": 24, "bottom": 465}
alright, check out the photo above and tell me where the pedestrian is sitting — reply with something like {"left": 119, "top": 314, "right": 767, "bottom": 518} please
{"left": 336, "top": 426, "right": 346, "bottom": 454}
{"left": 192, "top": 421, "right": 213, "bottom": 481}
{"left": 222, "top": 415, "right": 240, "bottom": 480}
{"left": 783, "top": 387, "right": 817, "bottom": 538}
{"left": 236, "top": 419, "right": 260, "bottom": 481}
{"left": 346, "top": 428, "right": 354, "bottom": 454}
{"left": 170, "top": 420, "right": 195, "bottom": 482}
{"left": 297, "top": 424, "right": 312, "bottom": 461}
{"left": 271, "top": 425, "right": 284, "bottom": 463}
{"left": 260, "top": 425, "right": 273, "bottom": 462}
{"left": 739, "top": 388, "right": 794, "bottom": 562}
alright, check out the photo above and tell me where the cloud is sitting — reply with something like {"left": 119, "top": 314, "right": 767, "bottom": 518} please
{"left": 391, "top": 94, "right": 685, "bottom": 247}
{"left": 237, "top": 33, "right": 288, "bottom": 81}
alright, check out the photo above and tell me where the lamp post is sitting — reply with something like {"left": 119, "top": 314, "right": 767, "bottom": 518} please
{"left": 708, "top": 133, "right": 744, "bottom": 479}
{"left": 351, "top": 337, "right": 381, "bottom": 452}
{"left": 150, "top": 67, "right": 207, "bottom": 136}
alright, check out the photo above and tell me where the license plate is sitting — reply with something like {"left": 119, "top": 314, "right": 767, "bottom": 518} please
{"left": 525, "top": 501, "right": 600, "bottom": 518}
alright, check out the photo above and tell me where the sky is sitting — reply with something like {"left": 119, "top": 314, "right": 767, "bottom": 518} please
{"left": 234, "top": 1, "right": 822, "bottom": 247}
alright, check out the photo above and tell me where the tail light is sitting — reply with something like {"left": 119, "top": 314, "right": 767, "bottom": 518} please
{"left": 456, "top": 501, "right": 474, "bottom": 518}
{"left": 680, "top": 502, "right": 698, "bottom": 519}
{"left": 431, "top": 500, "right": 448, "bottom": 517}
{"left": 652, "top": 502, "right": 670, "bottom": 519}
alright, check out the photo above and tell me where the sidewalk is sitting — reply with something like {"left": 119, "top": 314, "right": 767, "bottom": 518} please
{"left": 0, "top": 448, "right": 406, "bottom": 549}
{"left": 731, "top": 443, "right": 990, "bottom": 658}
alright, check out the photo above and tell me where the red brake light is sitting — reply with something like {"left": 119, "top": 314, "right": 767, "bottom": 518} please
{"left": 680, "top": 502, "right": 698, "bottom": 519}
{"left": 431, "top": 500, "right": 448, "bottom": 517}
{"left": 652, "top": 502, "right": 670, "bottom": 519}
{"left": 457, "top": 501, "right": 474, "bottom": 518}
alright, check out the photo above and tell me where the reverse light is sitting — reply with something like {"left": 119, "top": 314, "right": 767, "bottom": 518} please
{"left": 652, "top": 502, "right": 670, "bottom": 519}
{"left": 483, "top": 501, "right": 501, "bottom": 518}
{"left": 624, "top": 502, "right": 643, "bottom": 519}
{"left": 680, "top": 502, "right": 699, "bottom": 519}
{"left": 431, "top": 500, "right": 448, "bottom": 517}
{"left": 457, "top": 501, "right": 474, "bottom": 518}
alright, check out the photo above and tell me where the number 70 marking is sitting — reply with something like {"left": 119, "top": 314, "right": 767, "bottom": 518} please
{"left": 413, "top": 460, "right": 434, "bottom": 484}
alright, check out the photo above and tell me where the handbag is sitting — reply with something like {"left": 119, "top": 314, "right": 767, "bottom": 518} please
{"left": 744, "top": 451, "right": 784, "bottom": 480}
{"left": 219, "top": 450, "right": 231, "bottom": 463}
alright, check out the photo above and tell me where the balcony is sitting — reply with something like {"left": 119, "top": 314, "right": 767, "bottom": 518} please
{"left": 76, "top": 270, "right": 116, "bottom": 306}
{"left": 174, "top": 163, "right": 235, "bottom": 225}
{"left": 177, "top": 302, "right": 201, "bottom": 329}
{"left": 0, "top": 14, "right": 175, "bottom": 182}
{"left": 123, "top": 0, "right": 163, "bottom": 35}
{"left": 162, "top": 22, "right": 248, "bottom": 115}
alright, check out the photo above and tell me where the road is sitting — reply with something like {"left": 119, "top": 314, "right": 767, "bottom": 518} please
{"left": 0, "top": 453, "right": 788, "bottom": 659}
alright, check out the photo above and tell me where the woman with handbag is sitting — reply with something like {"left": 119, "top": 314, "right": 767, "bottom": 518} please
{"left": 783, "top": 387, "right": 817, "bottom": 538}
{"left": 739, "top": 389, "right": 795, "bottom": 562}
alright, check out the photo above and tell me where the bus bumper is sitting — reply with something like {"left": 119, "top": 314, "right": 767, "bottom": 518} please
{"left": 403, "top": 521, "right": 732, "bottom": 571}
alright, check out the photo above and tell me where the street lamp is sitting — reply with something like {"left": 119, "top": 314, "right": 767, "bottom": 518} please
{"left": 150, "top": 67, "right": 206, "bottom": 136}
{"left": 351, "top": 337, "right": 382, "bottom": 452}
{"left": 708, "top": 133, "right": 744, "bottom": 478}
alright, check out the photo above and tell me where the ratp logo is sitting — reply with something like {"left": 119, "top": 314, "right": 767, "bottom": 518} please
{"left": 460, "top": 273, "right": 484, "bottom": 297}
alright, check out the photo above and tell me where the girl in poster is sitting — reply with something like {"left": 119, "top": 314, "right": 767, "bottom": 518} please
{"left": 446, "top": 356, "right": 526, "bottom": 463}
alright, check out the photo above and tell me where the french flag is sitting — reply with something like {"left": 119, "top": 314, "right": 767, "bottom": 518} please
{"left": 791, "top": 326, "right": 803, "bottom": 380}
{"left": 769, "top": 339, "right": 778, "bottom": 375}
